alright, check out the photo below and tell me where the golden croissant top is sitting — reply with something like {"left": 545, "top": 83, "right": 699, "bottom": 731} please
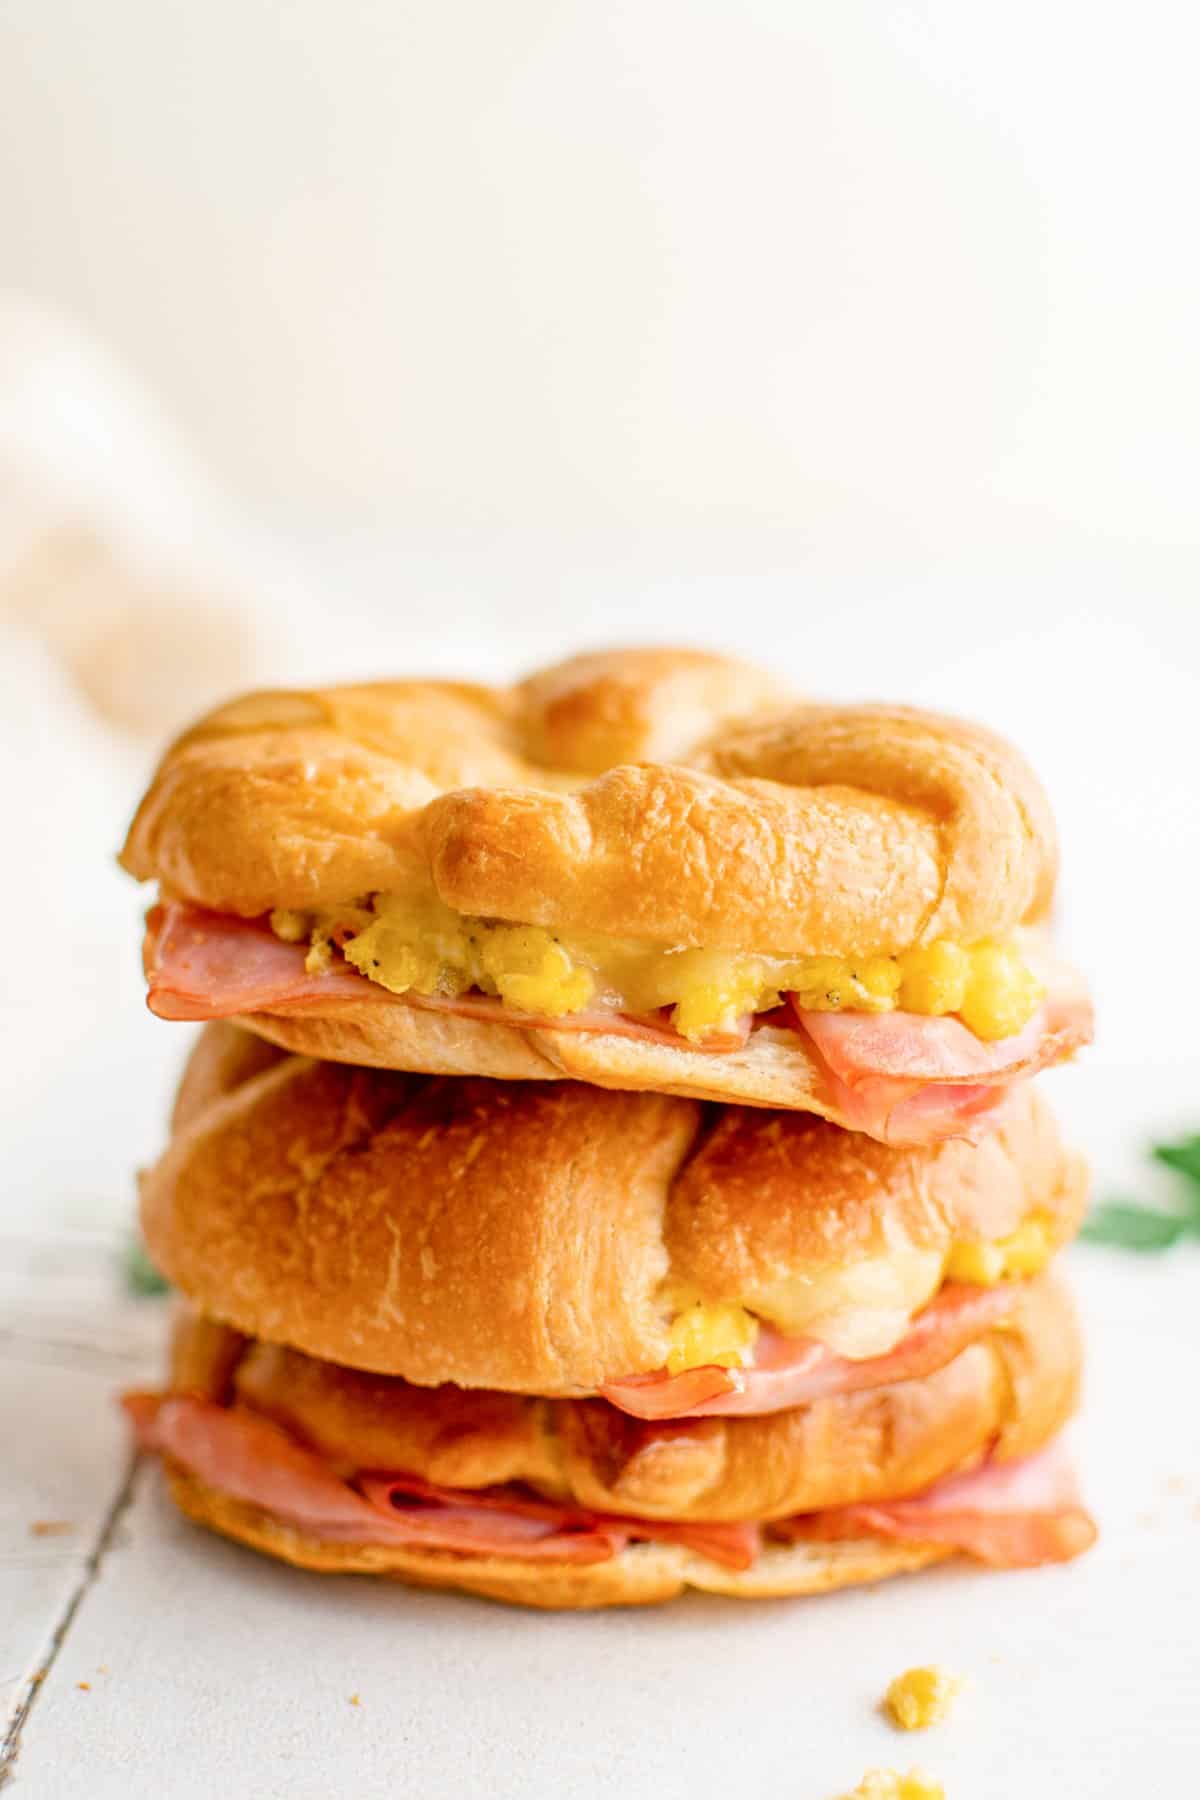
{"left": 120, "top": 647, "right": 1089, "bottom": 1133}
{"left": 122, "top": 645, "right": 1057, "bottom": 948}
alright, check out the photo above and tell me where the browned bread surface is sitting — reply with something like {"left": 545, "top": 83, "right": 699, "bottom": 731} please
{"left": 232, "top": 1002, "right": 872, "bottom": 1117}
{"left": 162, "top": 1468, "right": 945, "bottom": 1609}
{"left": 169, "top": 1269, "right": 1082, "bottom": 1525}
{"left": 144, "top": 1027, "right": 1088, "bottom": 1392}
{"left": 121, "top": 647, "right": 1056, "bottom": 954}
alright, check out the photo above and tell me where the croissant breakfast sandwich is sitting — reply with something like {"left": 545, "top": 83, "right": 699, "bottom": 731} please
{"left": 125, "top": 1024, "right": 1096, "bottom": 1609}
{"left": 118, "top": 649, "right": 1092, "bottom": 1145}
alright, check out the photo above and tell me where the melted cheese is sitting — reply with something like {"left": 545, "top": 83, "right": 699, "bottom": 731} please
{"left": 662, "top": 1222, "right": 1055, "bottom": 1372}
{"left": 747, "top": 1251, "right": 946, "bottom": 1359}
{"left": 282, "top": 892, "right": 1043, "bottom": 1044}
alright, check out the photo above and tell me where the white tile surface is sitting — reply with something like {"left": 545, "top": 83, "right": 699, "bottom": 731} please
{"left": 0, "top": 1233, "right": 160, "bottom": 1789}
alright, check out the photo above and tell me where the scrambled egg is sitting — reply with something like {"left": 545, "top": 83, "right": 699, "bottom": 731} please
{"left": 834, "top": 1772, "right": 944, "bottom": 1800}
{"left": 883, "top": 1667, "right": 962, "bottom": 1732}
{"left": 666, "top": 1302, "right": 759, "bottom": 1375}
{"left": 275, "top": 891, "right": 1043, "bottom": 1044}
{"left": 944, "top": 1215, "right": 1054, "bottom": 1286}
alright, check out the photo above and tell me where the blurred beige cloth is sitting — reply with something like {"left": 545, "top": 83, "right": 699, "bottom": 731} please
{"left": 0, "top": 297, "right": 306, "bottom": 1161}
{"left": 0, "top": 294, "right": 291, "bottom": 741}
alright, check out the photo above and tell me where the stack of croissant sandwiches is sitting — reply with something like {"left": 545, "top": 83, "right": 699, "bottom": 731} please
{"left": 120, "top": 648, "right": 1097, "bottom": 1608}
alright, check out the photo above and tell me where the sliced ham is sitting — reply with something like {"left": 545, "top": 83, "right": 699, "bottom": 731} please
{"left": 143, "top": 904, "right": 749, "bottom": 1051}
{"left": 124, "top": 1391, "right": 430, "bottom": 1547}
{"left": 601, "top": 1282, "right": 1023, "bottom": 1420}
{"left": 124, "top": 1392, "right": 757, "bottom": 1570}
{"left": 602, "top": 1363, "right": 747, "bottom": 1418}
{"left": 361, "top": 1475, "right": 757, "bottom": 1570}
{"left": 816, "top": 1072, "right": 1012, "bottom": 1148}
{"left": 142, "top": 903, "right": 1088, "bottom": 1141}
{"left": 354, "top": 1473, "right": 630, "bottom": 1563}
{"left": 792, "top": 987, "right": 1092, "bottom": 1147}
{"left": 126, "top": 1391, "right": 1090, "bottom": 1574}
{"left": 779, "top": 1439, "right": 1097, "bottom": 1568}
{"left": 796, "top": 1002, "right": 1052, "bottom": 1086}
{"left": 402, "top": 990, "right": 750, "bottom": 1053}
{"left": 143, "top": 906, "right": 369, "bottom": 1020}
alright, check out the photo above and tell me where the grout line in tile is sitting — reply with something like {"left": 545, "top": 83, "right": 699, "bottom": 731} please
{"left": 0, "top": 1452, "right": 143, "bottom": 1789}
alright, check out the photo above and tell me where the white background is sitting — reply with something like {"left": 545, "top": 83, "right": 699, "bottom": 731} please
{"left": 0, "top": 7, "right": 1198, "bottom": 1795}
{"left": 0, "top": 1, "right": 1196, "bottom": 551}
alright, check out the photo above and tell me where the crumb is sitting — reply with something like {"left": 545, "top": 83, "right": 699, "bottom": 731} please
{"left": 29, "top": 1520, "right": 74, "bottom": 1537}
{"left": 97, "top": 1665, "right": 110, "bottom": 1675}
{"left": 76, "top": 1682, "right": 90, "bottom": 1692}
{"left": 882, "top": 1667, "right": 961, "bottom": 1732}
{"left": 832, "top": 1771, "right": 943, "bottom": 1800}
{"left": 1164, "top": 1476, "right": 1188, "bottom": 1496}
{"left": 348, "top": 1694, "right": 361, "bottom": 1707}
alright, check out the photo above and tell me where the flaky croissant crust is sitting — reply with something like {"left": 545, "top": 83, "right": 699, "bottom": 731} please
{"left": 145, "top": 1025, "right": 1087, "bottom": 1395}
{"left": 167, "top": 1269, "right": 1081, "bottom": 1527}
{"left": 157, "top": 1267, "right": 1081, "bottom": 1607}
{"left": 120, "top": 647, "right": 1057, "bottom": 956}
{"left": 162, "top": 1469, "right": 946, "bottom": 1609}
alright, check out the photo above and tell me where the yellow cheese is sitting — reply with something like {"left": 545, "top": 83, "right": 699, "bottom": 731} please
{"left": 833, "top": 1771, "right": 944, "bottom": 1800}
{"left": 747, "top": 1250, "right": 945, "bottom": 1358}
{"left": 282, "top": 893, "right": 1043, "bottom": 1045}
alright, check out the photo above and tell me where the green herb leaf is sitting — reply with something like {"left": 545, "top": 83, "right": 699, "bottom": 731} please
{"left": 124, "top": 1238, "right": 170, "bottom": 1297}
{"left": 1151, "top": 1136, "right": 1200, "bottom": 1192}
{"left": 1079, "top": 1203, "right": 1193, "bottom": 1251}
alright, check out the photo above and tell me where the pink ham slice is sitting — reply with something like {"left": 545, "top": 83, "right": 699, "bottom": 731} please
{"left": 141, "top": 904, "right": 1089, "bottom": 1142}
{"left": 854, "top": 1079, "right": 1013, "bottom": 1148}
{"left": 779, "top": 1438, "right": 1097, "bottom": 1568}
{"left": 124, "top": 1392, "right": 758, "bottom": 1570}
{"left": 142, "top": 904, "right": 750, "bottom": 1051}
{"left": 601, "top": 1282, "right": 1023, "bottom": 1421}
{"left": 143, "top": 906, "right": 369, "bottom": 1020}
{"left": 792, "top": 988, "right": 1093, "bottom": 1147}
{"left": 124, "top": 1392, "right": 1090, "bottom": 1573}
{"left": 404, "top": 989, "right": 750, "bottom": 1052}
{"left": 360, "top": 1473, "right": 758, "bottom": 1570}
{"left": 123, "top": 1391, "right": 437, "bottom": 1548}
{"left": 797, "top": 1001, "right": 1051, "bottom": 1085}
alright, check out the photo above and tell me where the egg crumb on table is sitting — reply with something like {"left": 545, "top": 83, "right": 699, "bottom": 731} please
{"left": 833, "top": 1771, "right": 944, "bottom": 1800}
{"left": 883, "top": 1665, "right": 963, "bottom": 1731}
